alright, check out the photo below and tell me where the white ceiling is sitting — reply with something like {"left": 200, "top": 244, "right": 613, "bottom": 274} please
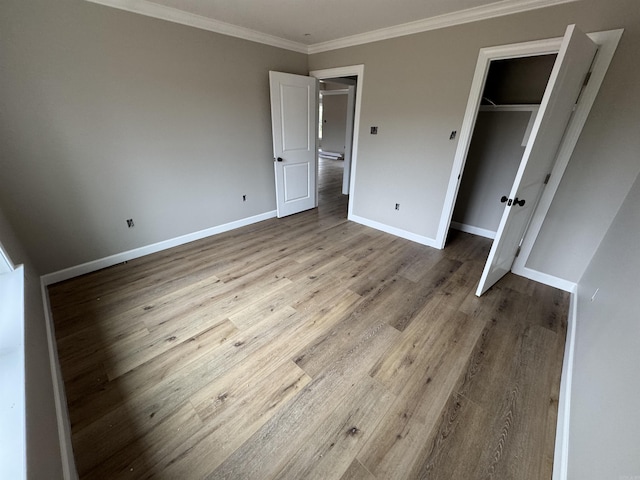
{"left": 146, "top": 0, "right": 502, "bottom": 44}
{"left": 87, "top": 0, "right": 577, "bottom": 53}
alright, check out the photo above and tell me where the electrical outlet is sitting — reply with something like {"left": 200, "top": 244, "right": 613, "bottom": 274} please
{"left": 126, "top": 219, "right": 135, "bottom": 228}
{"left": 242, "top": 195, "right": 247, "bottom": 202}
{"left": 395, "top": 203, "right": 400, "bottom": 210}
{"left": 370, "top": 126, "right": 378, "bottom": 135}
{"left": 450, "top": 130, "right": 457, "bottom": 140}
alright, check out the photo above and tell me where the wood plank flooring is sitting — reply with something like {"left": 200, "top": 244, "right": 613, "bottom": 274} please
{"left": 49, "top": 158, "right": 569, "bottom": 479}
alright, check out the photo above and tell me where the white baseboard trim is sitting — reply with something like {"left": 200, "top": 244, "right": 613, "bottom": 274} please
{"left": 349, "top": 214, "right": 439, "bottom": 248}
{"left": 450, "top": 221, "right": 496, "bottom": 239}
{"left": 37, "top": 209, "right": 277, "bottom": 478}
{"left": 40, "top": 281, "right": 78, "bottom": 480}
{"left": 552, "top": 287, "right": 578, "bottom": 480}
{"left": 514, "top": 266, "right": 577, "bottom": 293}
{"left": 41, "top": 211, "right": 277, "bottom": 286}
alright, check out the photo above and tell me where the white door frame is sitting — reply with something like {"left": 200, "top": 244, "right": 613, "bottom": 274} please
{"left": 310, "top": 65, "right": 365, "bottom": 219}
{"left": 436, "top": 29, "right": 623, "bottom": 289}
{"left": 343, "top": 85, "right": 356, "bottom": 195}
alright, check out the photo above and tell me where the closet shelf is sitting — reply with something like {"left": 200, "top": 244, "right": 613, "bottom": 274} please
{"left": 479, "top": 104, "right": 540, "bottom": 112}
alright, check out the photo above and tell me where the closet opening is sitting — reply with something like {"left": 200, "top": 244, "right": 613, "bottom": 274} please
{"left": 450, "top": 54, "right": 557, "bottom": 241}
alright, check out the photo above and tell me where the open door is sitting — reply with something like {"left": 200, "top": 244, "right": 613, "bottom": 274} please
{"left": 476, "top": 25, "right": 597, "bottom": 296}
{"left": 269, "top": 71, "right": 318, "bottom": 218}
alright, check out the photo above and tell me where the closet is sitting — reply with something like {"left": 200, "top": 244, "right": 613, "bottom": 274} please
{"left": 451, "top": 54, "right": 557, "bottom": 239}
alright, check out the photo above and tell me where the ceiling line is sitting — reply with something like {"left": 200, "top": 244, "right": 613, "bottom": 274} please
{"left": 308, "top": 0, "right": 579, "bottom": 54}
{"left": 84, "top": 0, "right": 579, "bottom": 55}
{"left": 84, "top": 0, "right": 309, "bottom": 53}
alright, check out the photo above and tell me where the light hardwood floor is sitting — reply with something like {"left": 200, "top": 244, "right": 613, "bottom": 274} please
{"left": 49, "top": 158, "right": 568, "bottom": 479}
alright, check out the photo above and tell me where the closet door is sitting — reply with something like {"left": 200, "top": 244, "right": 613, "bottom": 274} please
{"left": 476, "top": 24, "right": 597, "bottom": 296}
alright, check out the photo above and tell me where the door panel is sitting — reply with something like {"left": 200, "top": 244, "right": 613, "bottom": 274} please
{"left": 283, "top": 163, "right": 311, "bottom": 202}
{"left": 476, "top": 25, "right": 597, "bottom": 296}
{"left": 270, "top": 71, "right": 317, "bottom": 218}
{"left": 281, "top": 84, "right": 311, "bottom": 151}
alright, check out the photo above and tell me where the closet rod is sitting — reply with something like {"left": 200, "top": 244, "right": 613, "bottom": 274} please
{"left": 479, "top": 104, "right": 540, "bottom": 112}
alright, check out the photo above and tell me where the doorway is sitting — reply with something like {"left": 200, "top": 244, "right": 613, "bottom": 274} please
{"left": 436, "top": 27, "right": 622, "bottom": 295}
{"left": 269, "top": 66, "right": 364, "bottom": 220}
{"left": 450, "top": 54, "right": 556, "bottom": 240}
{"left": 317, "top": 77, "right": 357, "bottom": 218}
{"left": 319, "top": 77, "right": 357, "bottom": 197}
{"left": 310, "top": 65, "right": 365, "bottom": 220}
{"left": 471, "top": 25, "right": 598, "bottom": 296}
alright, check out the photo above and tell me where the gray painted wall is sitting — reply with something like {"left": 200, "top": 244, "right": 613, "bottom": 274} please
{"left": 452, "top": 110, "right": 529, "bottom": 233}
{"left": 2, "top": 1, "right": 640, "bottom": 474}
{"left": 0, "top": 0, "right": 308, "bottom": 274}
{"left": 309, "top": 0, "right": 640, "bottom": 284}
{"left": 3, "top": 0, "right": 638, "bottom": 284}
{"left": 321, "top": 94, "right": 348, "bottom": 154}
{"left": 569, "top": 171, "right": 640, "bottom": 479}
{"left": 0, "top": 208, "right": 63, "bottom": 479}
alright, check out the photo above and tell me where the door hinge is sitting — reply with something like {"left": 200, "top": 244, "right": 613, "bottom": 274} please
{"left": 575, "top": 71, "right": 592, "bottom": 105}
{"left": 544, "top": 173, "right": 551, "bottom": 185}
{"left": 515, "top": 246, "right": 521, "bottom": 258}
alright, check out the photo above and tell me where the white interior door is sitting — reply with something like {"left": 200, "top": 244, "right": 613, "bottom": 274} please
{"left": 476, "top": 25, "right": 597, "bottom": 296}
{"left": 269, "top": 71, "right": 318, "bottom": 218}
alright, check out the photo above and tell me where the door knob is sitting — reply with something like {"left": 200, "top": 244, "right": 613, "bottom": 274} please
{"left": 500, "top": 196, "right": 508, "bottom": 203}
{"left": 513, "top": 197, "right": 526, "bottom": 206}
{"left": 276, "top": 157, "right": 284, "bottom": 162}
